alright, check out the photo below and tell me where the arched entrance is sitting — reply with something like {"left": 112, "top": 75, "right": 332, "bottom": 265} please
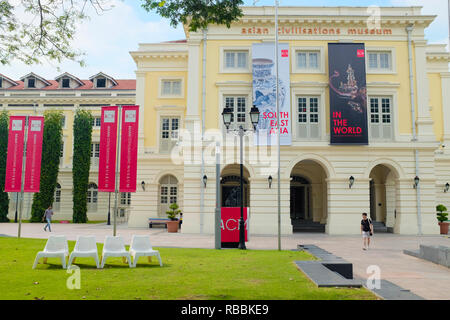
{"left": 221, "top": 164, "right": 250, "bottom": 208}
{"left": 290, "top": 160, "right": 327, "bottom": 233}
{"left": 369, "top": 164, "right": 398, "bottom": 233}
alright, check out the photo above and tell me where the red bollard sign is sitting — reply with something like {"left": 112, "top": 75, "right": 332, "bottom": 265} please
{"left": 221, "top": 207, "right": 249, "bottom": 243}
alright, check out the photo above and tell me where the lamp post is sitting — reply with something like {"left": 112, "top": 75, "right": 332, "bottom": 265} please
{"left": 222, "top": 105, "right": 260, "bottom": 250}
{"left": 107, "top": 192, "right": 111, "bottom": 225}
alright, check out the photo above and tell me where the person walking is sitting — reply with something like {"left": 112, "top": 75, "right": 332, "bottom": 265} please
{"left": 361, "top": 212, "right": 374, "bottom": 250}
{"left": 42, "top": 206, "right": 54, "bottom": 232}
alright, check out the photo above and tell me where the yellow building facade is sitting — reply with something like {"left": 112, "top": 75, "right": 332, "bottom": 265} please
{"left": 0, "top": 72, "right": 136, "bottom": 221}
{"left": 130, "top": 6, "right": 450, "bottom": 235}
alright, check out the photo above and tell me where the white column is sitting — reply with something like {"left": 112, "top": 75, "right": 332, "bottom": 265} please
{"left": 441, "top": 72, "right": 450, "bottom": 153}
{"left": 414, "top": 40, "right": 435, "bottom": 141}
{"left": 185, "top": 40, "right": 201, "bottom": 128}
{"left": 135, "top": 71, "right": 146, "bottom": 155}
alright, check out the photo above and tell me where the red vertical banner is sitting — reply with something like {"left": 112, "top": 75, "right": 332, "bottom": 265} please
{"left": 23, "top": 116, "right": 44, "bottom": 192}
{"left": 4, "top": 116, "right": 26, "bottom": 192}
{"left": 119, "top": 105, "right": 139, "bottom": 192}
{"left": 98, "top": 106, "right": 119, "bottom": 192}
{"left": 221, "top": 208, "right": 249, "bottom": 243}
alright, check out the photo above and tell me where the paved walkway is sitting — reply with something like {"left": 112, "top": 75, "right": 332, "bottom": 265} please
{"left": 1, "top": 222, "right": 449, "bottom": 300}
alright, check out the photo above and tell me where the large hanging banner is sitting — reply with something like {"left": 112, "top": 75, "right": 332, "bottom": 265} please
{"left": 328, "top": 43, "right": 368, "bottom": 145}
{"left": 119, "top": 105, "right": 139, "bottom": 193}
{"left": 98, "top": 106, "right": 119, "bottom": 192}
{"left": 23, "top": 116, "right": 44, "bottom": 192}
{"left": 252, "top": 42, "right": 291, "bottom": 146}
{"left": 4, "top": 116, "right": 26, "bottom": 192}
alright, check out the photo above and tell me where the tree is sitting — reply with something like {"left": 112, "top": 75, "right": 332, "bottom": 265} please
{"left": 140, "top": 0, "right": 244, "bottom": 32}
{"left": 30, "top": 110, "right": 63, "bottom": 222}
{"left": 436, "top": 204, "right": 448, "bottom": 223}
{"left": 0, "top": 0, "right": 113, "bottom": 66}
{"left": 0, "top": 111, "right": 9, "bottom": 222}
{"left": 72, "top": 109, "right": 93, "bottom": 223}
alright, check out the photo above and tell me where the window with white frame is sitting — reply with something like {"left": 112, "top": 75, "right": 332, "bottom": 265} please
{"left": 224, "top": 96, "right": 247, "bottom": 130}
{"left": 61, "top": 116, "right": 66, "bottom": 128}
{"left": 120, "top": 192, "right": 131, "bottom": 206}
{"left": 160, "top": 117, "right": 179, "bottom": 153}
{"left": 87, "top": 183, "right": 98, "bottom": 211}
{"left": 369, "top": 96, "right": 393, "bottom": 140}
{"left": 296, "top": 51, "right": 320, "bottom": 71}
{"left": 92, "top": 117, "right": 101, "bottom": 128}
{"left": 224, "top": 50, "right": 249, "bottom": 70}
{"left": 91, "top": 143, "right": 100, "bottom": 166}
{"left": 159, "top": 175, "right": 178, "bottom": 217}
{"left": 54, "top": 184, "right": 61, "bottom": 211}
{"left": 368, "top": 51, "right": 392, "bottom": 71}
{"left": 296, "top": 96, "right": 320, "bottom": 139}
{"left": 161, "top": 80, "right": 182, "bottom": 97}
{"left": 59, "top": 142, "right": 64, "bottom": 166}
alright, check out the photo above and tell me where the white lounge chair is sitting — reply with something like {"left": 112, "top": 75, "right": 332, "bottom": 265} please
{"left": 100, "top": 236, "right": 132, "bottom": 268}
{"left": 68, "top": 236, "right": 100, "bottom": 269}
{"left": 129, "top": 235, "right": 163, "bottom": 268}
{"left": 32, "top": 235, "right": 69, "bottom": 269}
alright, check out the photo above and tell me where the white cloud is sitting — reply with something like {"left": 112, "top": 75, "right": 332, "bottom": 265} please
{"left": 0, "top": 0, "right": 185, "bottom": 80}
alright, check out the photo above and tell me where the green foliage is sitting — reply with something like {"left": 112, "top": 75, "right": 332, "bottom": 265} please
{"left": 30, "top": 111, "right": 63, "bottom": 222}
{"left": 0, "top": 1, "right": 113, "bottom": 66}
{"left": 436, "top": 204, "right": 448, "bottom": 223}
{"left": 72, "top": 109, "right": 93, "bottom": 223}
{"left": 141, "top": 0, "right": 244, "bottom": 32}
{"left": 0, "top": 111, "right": 9, "bottom": 222}
{"left": 166, "top": 202, "right": 181, "bottom": 221}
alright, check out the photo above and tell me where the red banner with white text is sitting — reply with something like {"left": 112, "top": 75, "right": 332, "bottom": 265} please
{"left": 23, "top": 116, "right": 44, "bottom": 192}
{"left": 221, "top": 207, "right": 249, "bottom": 243}
{"left": 119, "top": 106, "right": 139, "bottom": 193}
{"left": 98, "top": 106, "right": 119, "bottom": 192}
{"left": 4, "top": 116, "right": 26, "bottom": 192}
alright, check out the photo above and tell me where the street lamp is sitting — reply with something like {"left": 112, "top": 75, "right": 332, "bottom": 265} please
{"left": 349, "top": 176, "right": 355, "bottom": 189}
{"left": 222, "top": 105, "right": 260, "bottom": 250}
{"left": 268, "top": 176, "right": 273, "bottom": 189}
{"left": 444, "top": 182, "right": 449, "bottom": 193}
{"left": 203, "top": 175, "right": 208, "bottom": 188}
{"left": 414, "top": 176, "right": 420, "bottom": 189}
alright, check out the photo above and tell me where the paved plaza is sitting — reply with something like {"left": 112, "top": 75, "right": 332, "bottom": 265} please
{"left": 1, "top": 222, "right": 449, "bottom": 300}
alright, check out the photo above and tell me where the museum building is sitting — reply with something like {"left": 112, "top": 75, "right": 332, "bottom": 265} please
{"left": 129, "top": 6, "right": 450, "bottom": 235}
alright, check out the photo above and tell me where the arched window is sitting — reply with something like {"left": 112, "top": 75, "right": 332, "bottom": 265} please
{"left": 87, "top": 183, "right": 98, "bottom": 211}
{"left": 53, "top": 183, "right": 61, "bottom": 211}
{"left": 159, "top": 175, "right": 178, "bottom": 217}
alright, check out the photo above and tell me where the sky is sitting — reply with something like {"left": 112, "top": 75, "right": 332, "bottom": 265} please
{"left": 0, "top": 0, "right": 448, "bottom": 80}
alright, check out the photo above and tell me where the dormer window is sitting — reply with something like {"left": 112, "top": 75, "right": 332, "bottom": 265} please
{"left": 28, "top": 78, "right": 36, "bottom": 88}
{"left": 96, "top": 78, "right": 106, "bottom": 88}
{"left": 62, "top": 78, "right": 70, "bottom": 88}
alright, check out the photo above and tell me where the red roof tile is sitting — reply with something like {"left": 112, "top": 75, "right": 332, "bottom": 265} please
{"left": 0, "top": 76, "right": 136, "bottom": 90}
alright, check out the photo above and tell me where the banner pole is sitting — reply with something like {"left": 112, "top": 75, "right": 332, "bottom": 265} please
{"left": 18, "top": 116, "right": 28, "bottom": 239}
{"left": 274, "top": 0, "right": 281, "bottom": 251}
{"left": 113, "top": 107, "right": 122, "bottom": 237}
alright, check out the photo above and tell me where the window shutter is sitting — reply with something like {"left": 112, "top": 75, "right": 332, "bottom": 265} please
{"left": 297, "top": 123, "right": 308, "bottom": 139}
{"left": 371, "top": 123, "right": 381, "bottom": 139}
{"left": 382, "top": 124, "right": 392, "bottom": 140}
{"left": 310, "top": 123, "right": 320, "bottom": 139}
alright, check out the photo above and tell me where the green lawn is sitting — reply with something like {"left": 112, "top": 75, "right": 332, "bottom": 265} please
{"left": 0, "top": 237, "right": 377, "bottom": 300}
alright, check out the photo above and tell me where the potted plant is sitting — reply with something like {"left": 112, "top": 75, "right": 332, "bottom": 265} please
{"left": 436, "top": 204, "right": 449, "bottom": 235}
{"left": 166, "top": 203, "right": 181, "bottom": 233}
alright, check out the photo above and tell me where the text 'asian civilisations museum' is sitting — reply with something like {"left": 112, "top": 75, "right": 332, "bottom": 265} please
{"left": 3, "top": 5, "right": 450, "bottom": 235}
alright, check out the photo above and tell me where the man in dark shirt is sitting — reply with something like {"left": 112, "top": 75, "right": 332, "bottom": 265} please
{"left": 360, "top": 212, "right": 373, "bottom": 250}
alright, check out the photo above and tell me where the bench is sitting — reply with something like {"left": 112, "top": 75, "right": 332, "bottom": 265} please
{"left": 148, "top": 218, "right": 170, "bottom": 229}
